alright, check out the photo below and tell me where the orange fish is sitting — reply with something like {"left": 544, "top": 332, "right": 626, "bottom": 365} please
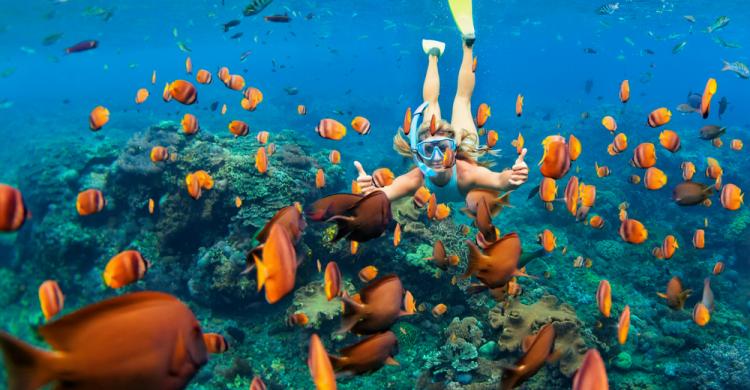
{"left": 691, "top": 229, "right": 704, "bottom": 249}
{"left": 429, "top": 114, "right": 437, "bottom": 135}
{"left": 38, "top": 280, "right": 64, "bottom": 321}
{"left": 579, "top": 183, "right": 596, "bottom": 208}
{"left": 148, "top": 198, "right": 155, "bottom": 214}
{"left": 431, "top": 303, "right": 447, "bottom": 317}
{"left": 234, "top": 196, "right": 242, "bottom": 208}
{"left": 589, "top": 215, "right": 604, "bottom": 228}
{"left": 250, "top": 376, "right": 267, "bottom": 390}
{"left": 168, "top": 80, "right": 197, "bottom": 105}
{"left": 266, "top": 143, "right": 277, "bottom": 156}
{"left": 89, "top": 106, "right": 110, "bottom": 131}
{"left": 185, "top": 56, "right": 192, "bottom": 74}
{"left": 289, "top": 312, "right": 309, "bottom": 326}
{"left": 658, "top": 130, "right": 681, "bottom": 152}
{"left": 402, "top": 107, "right": 411, "bottom": 135}
{"left": 511, "top": 133, "right": 524, "bottom": 154}
{"left": 596, "top": 280, "right": 611, "bottom": 318}
{"left": 705, "top": 157, "right": 723, "bottom": 179}
{"left": 350, "top": 240, "right": 359, "bottom": 255}
{"left": 515, "top": 94, "right": 523, "bottom": 117}
{"left": 619, "top": 217, "right": 648, "bottom": 244}
{"left": 351, "top": 180, "right": 362, "bottom": 195}
{"left": 538, "top": 135, "right": 571, "bottom": 179}
{"left": 601, "top": 116, "right": 617, "bottom": 132}
{"left": 203, "top": 333, "right": 228, "bottom": 354}
{"left": 255, "top": 147, "right": 268, "bottom": 174}
{"left": 196, "top": 69, "right": 212, "bottom": 84}
{"left": 316, "top": 119, "right": 347, "bottom": 140}
{"left": 563, "top": 176, "right": 578, "bottom": 216}
{"left": 572, "top": 349, "right": 608, "bottom": 390}
{"left": 594, "top": 162, "right": 610, "bottom": 178}
{"left": 324, "top": 262, "right": 342, "bottom": 301}
{"left": 442, "top": 147, "right": 455, "bottom": 168}
{"left": 472, "top": 56, "right": 477, "bottom": 72}
{"left": 647, "top": 107, "right": 672, "bottom": 128}
{"left": 244, "top": 87, "right": 264, "bottom": 105}
{"left": 161, "top": 82, "right": 172, "bottom": 102}
{"left": 221, "top": 103, "right": 227, "bottom": 115}
{"left": 618, "top": 305, "right": 630, "bottom": 344}
{"left": 612, "top": 133, "right": 627, "bottom": 153}
{"left": 228, "top": 120, "right": 249, "bottom": 137}
{"left": 134, "top": 88, "right": 149, "bottom": 104}
{"left": 308, "top": 334, "right": 337, "bottom": 390}
{"left": 358, "top": 265, "right": 378, "bottom": 282}
{"left": 619, "top": 79, "right": 630, "bottom": 103}
{"left": 413, "top": 186, "right": 431, "bottom": 208}
{"left": 149, "top": 146, "right": 169, "bottom": 163}
{"left": 185, "top": 173, "right": 202, "bottom": 199}
{"left": 181, "top": 113, "right": 199, "bottom": 135}
{"left": 427, "top": 193, "right": 437, "bottom": 219}
{"left": 256, "top": 131, "right": 270, "bottom": 144}
{"left": 76, "top": 189, "right": 106, "bottom": 216}
{"left": 487, "top": 130, "right": 499, "bottom": 148}
{"left": 730, "top": 139, "right": 743, "bottom": 150}
{"left": 712, "top": 138, "right": 723, "bottom": 148}
{"left": 193, "top": 170, "right": 213, "bottom": 190}
{"left": 644, "top": 167, "right": 667, "bottom": 190}
{"left": 393, "top": 223, "right": 401, "bottom": 247}
{"left": 225, "top": 74, "right": 245, "bottom": 91}
{"left": 351, "top": 116, "right": 371, "bottom": 135}
{"left": 217, "top": 66, "right": 230, "bottom": 83}
{"left": 403, "top": 290, "right": 416, "bottom": 315}
{"left": 151, "top": 70, "right": 156, "bottom": 84}
{"left": 681, "top": 161, "right": 696, "bottom": 181}
{"left": 712, "top": 261, "right": 724, "bottom": 275}
{"left": 700, "top": 78, "right": 717, "bottom": 119}
{"left": 254, "top": 224, "right": 299, "bottom": 304}
{"left": 692, "top": 302, "right": 710, "bottom": 326}
{"left": 657, "top": 276, "right": 692, "bottom": 310}
{"left": 631, "top": 143, "right": 656, "bottom": 168}
{"left": 628, "top": 175, "right": 641, "bottom": 185}
{"left": 476, "top": 103, "right": 491, "bottom": 127}
{"left": 661, "top": 235, "right": 679, "bottom": 259}
{"left": 538, "top": 229, "right": 557, "bottom": 252}
{"left": 720, "top": 183, "right": 743, "bottom": 210}
{"left": 103, "top": 250, "right": 150, "bottom": 289}
{"left": 328, "top": 150, "right": 341, "bottom": 164}
{"left": 372, "top": 168, "right": 395, "bottom": 187}
{"left": 315, "top": 169, "right": 326, "bottom": 189}
{"left": 435, "top": 204, "right": 451, "bottom": 220}
{"left": 298, "top": 105, "right": 307, "bottom": 115}
{"left": 568, "top": 134, "right": 581, "bottom": 161}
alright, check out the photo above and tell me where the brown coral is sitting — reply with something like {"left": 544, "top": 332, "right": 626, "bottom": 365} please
{"left": 488, "top": 294, "right": 587, "bottom": 376}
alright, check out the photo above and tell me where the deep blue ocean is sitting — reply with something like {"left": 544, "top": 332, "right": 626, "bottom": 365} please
{"left": 0, "top": 0, "right": 749, "bottom": 389}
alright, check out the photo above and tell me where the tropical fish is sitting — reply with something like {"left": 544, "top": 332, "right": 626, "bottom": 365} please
{"left": 181, "top": 113, "right": 199, "bottom": 135}
{"left": 329, "top": 331, "right": 399, "bottom": 375}
{"left": 308, "top": 333, "right": 337, "bottom": 390}
{"left": 515, "top": 94, "right": 523, "bottom": 117}
{"left": 0, "top": 184, "right": 30, "bottom": 232}
{"left": 298, "top": 105, "right": 307, "bottom": 115}
{"left": 254, "top": 224, "right": 299, "bottom": 304}
{"left": 229, "top": 120, "right": 249, "bottom": 137}
{"left": 65, "top": 40, "right": 98, "bottom": 54}
{"left": 38, "top": 280, "right": 64, "bottom": 321}
{"left": 76, "top": 189, "right": 106, "bottom": 216}
{"left": 618, "top": 305, "right": 630, "bottom": 344}
{"left": 196, "top": 69, "right": 212, "bottom": 84}
{"left": 730, "top": 139, "right": 743, "bottom": 150}
{"left": 601, "top": 116, "right": 617, "bottom": 132}
{"left": 706, "top": 16, "right": 730, "bottom": 33}
{"left": 351, "top": 116, "right": 371, "bottom": 135}
{"left": 572, "top": 349, "right": 608, "bottom": 390}
{"left": 315, "top": 169, "right": 326, "bottom": 189}
{"left": 589, "top": 215, "right": 604, "bottom": 228}
{"left": 328, "top": 150, "right": 341, "bottom": 164}
{"left": 309, "top": 191, "right": 392, "bottom": 243}
{"left": 103, "top": 250, "right": 150, "bottom": 289}
{"left": 700, "top": 78, "right": 717, "bottom": 118}
{"left": 339, "top": 275, "right": 405, "bottom": 334}
{"left": 358, "top": 265, "right": 378, "bottom": 282}
{"left": 643, "top": 167, "right": 667, "bottom": 190}
{"left": 720, "top": 60, "right": 749, "bottom": 78}
{"left": 425, "top": 240, "right": 457, "bottom": 270}
{"left": 538, "top": 135, "right": 571, "bottom": 179}
{"left": 699, "top": 125, "right": 726, "bottom": 140}
{"left": 462, "top": 189, "right": 510, "bottom": 218}
{"left": 594, "top": 162, "right": 610, "bottom": 178}
{"left": 250, "top": 377, "right": 267, "bottom": 390}
{"left": 223, "top": 19, "right": 240, "bottom": 31}
{"left": 169, "top": 80, "right": 197, "bottom": 105}
{"left": 413, "top": 186, "right": 431, "bottom": 208}
{"left": 431, "top": 304, "right": 447, "bottom": 317}
{"left": 288, "top": 312, "right": 309, "bottom": 327}
{"left": 596, "top": 280, "right": 611, "bottom": 317}
{"left": 89, "top": 105, "right": 110, "bottom": 130}
{"left": 402, "top": 107, "right": 411, "bottom": 135}
{"left": 619, "top": 80, "right": 629, "bottom": 103}
{"left": 323, "top": 262, "right": 341, "bottom": 301}
{"left": 372, "top": 168, "right": 395, "bottom": 187}
{"left": 568, "top": 135, "right": 581, "bottom": 161}
{"left": 713, "top": 262, "right": 724, "bottom": 275}
{"left": 512, "top": 133, "right": 525, "bottom": 154}
{"left": 256, "top": 131, "right": 270, "bottom": 144}
{"left": 681, "top": 162, "right": 696, "bottom": 180}
{"left": 487, "top": 130, "right": 499, "bottom": 148}
{"left": 135, "top": 88, "right": 149, "bottom": 104}
{"left": 657, "top": 276, "right": 692, "bottom": 310}
{"left": 500, "top": 323, "right": 556, "bottom": 390}
{"left": 538, "top": 229, "right": 557, "bottom": 252}
{"left": 0, "top": 292, "right": 208, "bottom": 390}
{"left": 225, "top": 74, "right": 246, "bottom": 91}
{"left": 658, "top": 130, "right": 680, "bottom": 152}
{"left": 619, "top": 214, "right": 648, "bottom": 244}
{"left": 672, "top": 41, "right": 687, "bottom": 54}
{"left": 673, "top": 181, "right": 713, "bottom": 206}
{"left": 631, "top": 143, "right": 656, "bottom": 168}
{"left": 720, "top": 183, "right": 744, "bottom": 210}
{"left": 464, "top": 233, "right": 525, "bottom": 289}
{"left": 265, "top": 14, "right": 291, "bottom": 22}
{"left": 203, "top": 333, "right": 228, "bottom": 354}
{"left": 476, "top": 103, "right": 491, "bottom": 127}
{"left": 647, "top": 107, "right": 671, "bottom": 127}
{"left": 316, "top": 119, "right": 347, "bottom": 140}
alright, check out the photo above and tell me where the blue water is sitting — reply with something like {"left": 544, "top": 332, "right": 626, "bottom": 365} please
{"left": 1, "top": 0, "right": 749, "bottom": 389}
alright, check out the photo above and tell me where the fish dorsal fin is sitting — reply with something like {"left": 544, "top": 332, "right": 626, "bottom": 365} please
{"left": 385, "top": 356, "right": 400, "bottom": 366}
{"left": 39, "top": 291, "right": 177, "bottom": 352}
{"left": 522, "top": 334, "right": 536, "bottom": 353}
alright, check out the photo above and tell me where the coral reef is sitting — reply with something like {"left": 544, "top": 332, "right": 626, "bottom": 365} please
{"left": 287, "top": 280, "right": 347, "bottom": 328}
{"left": 488, "top": 294, "right": 587, "bottom": 376}
{"left": 676, "top": 339, "right": 750, "bottom": 390}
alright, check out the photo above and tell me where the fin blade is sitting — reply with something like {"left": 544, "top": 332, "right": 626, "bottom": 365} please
{"left": 0, "top": 332, "right": 58, "bottom": 390}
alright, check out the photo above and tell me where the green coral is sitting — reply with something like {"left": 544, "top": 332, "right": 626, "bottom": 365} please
{"left": 288, "top": 280, "right": 345, "bottom": 328}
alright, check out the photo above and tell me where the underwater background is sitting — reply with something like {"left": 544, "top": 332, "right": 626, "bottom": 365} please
{"left": 1, "top": 0, "right": 749, "bottom": 388}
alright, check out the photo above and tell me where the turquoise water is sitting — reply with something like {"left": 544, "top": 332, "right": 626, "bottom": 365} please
{"left": 0, "top": 0, "right": 749, "bottom": 389}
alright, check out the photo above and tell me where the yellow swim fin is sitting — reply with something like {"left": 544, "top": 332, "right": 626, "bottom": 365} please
{"left": 448, "top": 0, "right": 475, "bottom": 43}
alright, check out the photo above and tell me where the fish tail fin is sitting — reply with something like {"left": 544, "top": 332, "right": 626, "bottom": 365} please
{"left": 527, "top": 185, "right": 540, "bottom": 200}
{"left": 721, "top": 60, "right": 730, "bottom": 71}
{"left": 255, "top": 256, "right": 268, "bottom": 291}
{"left": 0, "top": 332, "right": 59, "bottom": 390}
{"left": 337, "top": 297, "right": 366, "bottom": 334}
{"left": 328, "top": 354, "right": 345, "bottom": 372}
{"left": 463, "top": 240, "right": 484, "bottom": 279}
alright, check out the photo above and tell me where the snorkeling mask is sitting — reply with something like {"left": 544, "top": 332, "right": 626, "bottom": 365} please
{"left": 409, "top": 102, "right": 457, "bottom": 178}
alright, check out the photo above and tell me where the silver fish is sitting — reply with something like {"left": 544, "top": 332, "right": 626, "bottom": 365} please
{"left": 672, "top": 41, "right": 687, "bottom": 54}
{"left": 243, "top": 0, "right": 273, "bottom": 16}
{"left": 721, "top": 60, "right": 749, "bottom": 79}
{"left": 706, "top": 16, "right": 730, "bottom": 33}
{"left": 597, "top": 2, "right": 619, "bottom": 15}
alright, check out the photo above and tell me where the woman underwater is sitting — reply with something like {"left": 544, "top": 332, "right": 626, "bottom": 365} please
{"left": 353, "top": 0, "right": 529, "bottom": 202}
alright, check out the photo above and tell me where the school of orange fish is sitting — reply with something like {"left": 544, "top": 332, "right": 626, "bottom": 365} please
{"left": 0, "top": 51, "right": 745, "bottom": 390}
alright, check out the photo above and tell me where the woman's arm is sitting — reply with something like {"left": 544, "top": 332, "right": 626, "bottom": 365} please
{"left": 465, "top": 148, "right": 529, "bottom": 192}
{"left": 354, "top": 162, "right": 423, "bottom": 201}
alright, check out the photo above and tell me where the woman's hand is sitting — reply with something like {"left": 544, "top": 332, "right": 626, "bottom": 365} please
{"left": 353, "top": 161, "right": 377, "bottom": 195}
{"left": 508, "top": 148, "right": 528, "bottom": 187}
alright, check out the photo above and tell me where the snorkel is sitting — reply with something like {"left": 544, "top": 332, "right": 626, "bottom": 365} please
{"left": 409, "top": 101, "right": 439, "bottom": 178}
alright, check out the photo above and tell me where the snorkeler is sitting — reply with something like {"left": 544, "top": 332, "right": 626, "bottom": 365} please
{"left": 353, "top": 0, "right": 529, "bottom": 203}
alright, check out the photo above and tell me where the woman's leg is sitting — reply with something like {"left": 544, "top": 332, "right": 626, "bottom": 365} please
{"left": 422, "top": 53, "right": 442, "bottom": 122}
{"left": 451, "top": 43, "right": 477, "bottom": 143}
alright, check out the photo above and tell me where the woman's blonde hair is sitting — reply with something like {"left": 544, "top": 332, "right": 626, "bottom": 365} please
{"left": 393, "top": 119, "right": 493, "bottom": 166}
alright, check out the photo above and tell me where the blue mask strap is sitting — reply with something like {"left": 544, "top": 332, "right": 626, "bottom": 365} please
{"left": 409, "top": 102, "right": 437, "bottom": 178}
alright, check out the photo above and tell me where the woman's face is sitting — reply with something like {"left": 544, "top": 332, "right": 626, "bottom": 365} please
{"left": 415, "top": 134, "right": 457, "bottom": 171}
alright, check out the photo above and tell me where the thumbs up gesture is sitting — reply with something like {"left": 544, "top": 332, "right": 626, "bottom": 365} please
{"left": 353, "top": 161, "right": 376, "bottom": 194}
{"left": 508, "top": 148, "right": 528, "bottom": 187}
